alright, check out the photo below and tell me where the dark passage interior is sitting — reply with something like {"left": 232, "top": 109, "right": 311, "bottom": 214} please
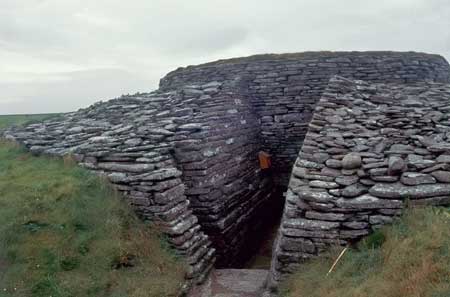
{"left": 243, "top": 188, "right": 285, "bottom": 269}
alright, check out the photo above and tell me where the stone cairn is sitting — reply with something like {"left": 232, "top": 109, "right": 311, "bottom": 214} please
{"left": 269, "top": 76, "right": 450, "bottom": 287}
{"left": 3, "top": 51, "right": 450, "bottom": 294}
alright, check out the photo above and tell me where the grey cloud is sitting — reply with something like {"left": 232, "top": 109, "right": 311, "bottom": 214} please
{"left": 0, "top": 0, "right": 449, "bottom": 114}
{"left": 0, "top": 69, "right": 150, "bottom": 114}
{"left": 160, "top": 26, "right": 249, "bottom": 56}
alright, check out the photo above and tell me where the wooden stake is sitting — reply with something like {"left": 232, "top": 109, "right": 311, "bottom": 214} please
{"left": 326, "top": 247, "right": 348, "bottom": 276}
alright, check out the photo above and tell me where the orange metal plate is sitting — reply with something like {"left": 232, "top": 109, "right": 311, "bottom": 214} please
{"left": 258, "top": 151, "right": 271, "bottom": 169}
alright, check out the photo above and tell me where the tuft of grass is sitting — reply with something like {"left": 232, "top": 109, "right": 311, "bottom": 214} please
{"left": 0, "top": 114, "right": 61, "bottom": 130}
{"left": 280, "top": 207, "right": 450, "bottom": 297}
{"left": 0, "top": 141, "right": 186, "bottom": 297}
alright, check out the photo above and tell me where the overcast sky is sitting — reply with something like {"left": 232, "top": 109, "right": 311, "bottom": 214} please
{"left": 1, "top": 0, "right": 450, "bottom": 114}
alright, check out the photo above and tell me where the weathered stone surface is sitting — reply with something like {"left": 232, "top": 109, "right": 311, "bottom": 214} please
{"left": 309, "top": 180, "right": 339, "bottom": 189}
{"left": 422, "top": 163, "right": 450, "bottom": 173}
{"left": 428, "top": 143, "right": 450, "bottom": 153}
{"left": 301, "top": 159, "right": 325, "bottom": 169}
{"left": 388, "top": 156, "right": 406, "bottom": 175}
{"left": 436, "top": 154, "right": 450, "bottom": 163}
{"left": 335, "top": 175, "right": 359, "bottom": 186}
{"left": 97, "top": 162, "right": 155, "bottom": 173}
{"left": 342, "top": 221, "right": 369, "bottom": 229}
{"left": 178, "top": 123, "right": 203, "bottom": 131}
{"left": 328, "top": 189, "right": 341, "bottom": 197}
{"left": 280, "top": 238, "right": 316, "bottom": 253}
{"left": 89, "top": 136, "right": 118, "bottom": 143}
{"left": 289, "top": 178, "right": 307, "bottom": 189}
{"left": 325, "top": 159, "right": 342, "bottom": 169}
{"left": 325, "top": 115, "right": 343, "bottom": 124}
{"left": 342, "top": 153, "right": 362, "bottom": 169}
{"left": 431, "top": 171, "right": 450, "bottom": 183}
{"left": 281, "top": 227, "right": 339, "bottom": 239}
{"left": 400, "top": 172, "right": 436, "bottom": 185}
{"left": 371, "top": 175, "right": 399, "bottom": 182}
{"left": 321, "top": 167, "right": 341, "bottom": 177}
{"left": 359, "top": 178, "right": 376, "bottom": 186}
{"left": 140, "top": 168, "right": 182, "bottom": 181}
{"left": 293, "top": 187, "right": 335, "bottom": 203}
{"left": 313, "top": 152, "right": 330, "bottom": 164}
{"left": 369, "top": 182, "right": 450, "bottom": 199}
{"left": 336, "top": 194, "right": 402, "bottom": 209}
{"left": 341, "top": 183, "right": 368, "bottom": 198}
{"left": 292, "top": 166, "right": 308, "bottom": 178}
{"left": 154, "top": 184, "right": 186, "bottom": 204}
{"left": 305, "top": 211, "right": 349, "bottom": 222}
{"left": 387, "top": 144, "right": 414, "bottom": 154}
{"left": 283, "top": 218, "right": 340, "bottom": 230}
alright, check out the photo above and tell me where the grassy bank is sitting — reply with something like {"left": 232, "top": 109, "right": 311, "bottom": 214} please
{"left": 0, "top": 141, "right": 185, "bottom": 297}
{"left": 280, "top": 207, "right": 450, "bottom": 297}
{"left": 0, "top": 114, "right": 61, "bottom": 130}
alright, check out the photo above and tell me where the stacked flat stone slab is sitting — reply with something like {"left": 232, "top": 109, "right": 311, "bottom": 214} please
{"left": 269, "top": 76, "right": 450, "bottom": 287}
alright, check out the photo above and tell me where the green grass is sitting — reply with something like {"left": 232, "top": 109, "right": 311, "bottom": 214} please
{"left": 0, "top": 114, "right": 61, "bottom": 130}
{"left": 0, "top": 141, "right": 185, "bottom": 297}
{"left": 280, "top": 207, "right": 450, "bottom": 297}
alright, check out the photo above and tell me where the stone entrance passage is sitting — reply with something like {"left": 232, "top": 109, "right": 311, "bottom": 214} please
{"left": 243, "top": 190, "right": 284, "bottom": 270}
{"left": 244, "top": 218, "right": 281, "bottom": 270}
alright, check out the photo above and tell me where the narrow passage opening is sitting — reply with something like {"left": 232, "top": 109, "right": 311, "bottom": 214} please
{"left": 241, "top": 187, "right": 285, "bottom": 269}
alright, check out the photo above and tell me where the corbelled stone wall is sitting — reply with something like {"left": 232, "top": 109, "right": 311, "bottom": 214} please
{"left": 161, "top": 51, "right": 450, "bottom": 185}
{"left": 3, "top": 51, "right": 450, "bottom": 292}
{"left": 269, "top": 76, "right": 450, "bottom": 287}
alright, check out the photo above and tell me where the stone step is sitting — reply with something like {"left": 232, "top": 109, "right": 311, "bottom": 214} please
{"left": 189, "top": 269, "right": 269, "bottom": 297}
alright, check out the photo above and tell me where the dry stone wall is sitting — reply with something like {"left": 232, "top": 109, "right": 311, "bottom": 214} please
{"left": 269, "top": 76, "right": 450, "bottom": 287}
{"left": 3, "top": 51, "right": 450, "bottom": 291}
{"left": 161, "top": 51, "right": 450, "bottom": 186}
{"left": 4, "top": 86, "right": 219, "bottom": 287}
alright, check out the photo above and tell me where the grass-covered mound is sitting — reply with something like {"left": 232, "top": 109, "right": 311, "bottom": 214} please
{"left": 280, "top": 207, "right": 450, "bottom": 297}
{"left": 0, "top": 114, "right": 60, "bottom": 130}
{"left": 0, "top": 141, "right": 185, "bottom": 297}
